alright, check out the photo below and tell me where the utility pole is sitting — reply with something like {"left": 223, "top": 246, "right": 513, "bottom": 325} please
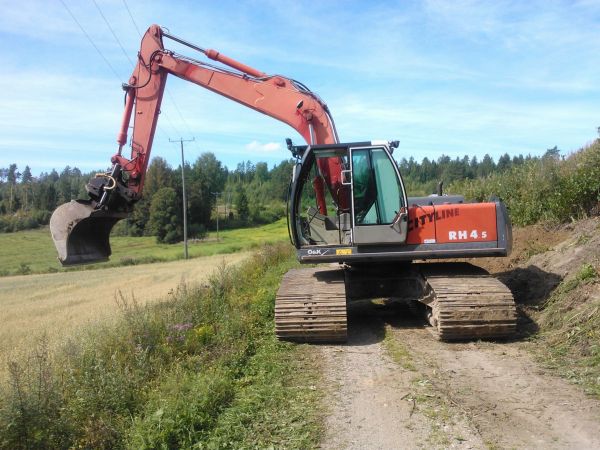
{"left": 170, "top": 137, "right": 195, "bottom": 259}
{"left": 226, "top": 191, "right": 232, "bottom": 218}
{"left": 212, "top": 192, "right": 220, "bottom": 242}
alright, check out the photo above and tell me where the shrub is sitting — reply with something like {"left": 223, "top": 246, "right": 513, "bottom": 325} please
{"left": 577, "top": 263, "right": 598, "bottom": 282}
{"left": 16, "top": 263, "right": 31, "bottom": 275}
{"left": 450, "top": 142, "right": 600, "bottom": 226}
{"left": 0, "top": 210, "right": 52, "bottom": 233}
{"left": 188, "top": 223, "right": 208, "bottom": 240}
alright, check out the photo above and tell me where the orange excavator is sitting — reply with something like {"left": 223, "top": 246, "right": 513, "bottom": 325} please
{"left": 51, "top": 25, "right": 516, "bottom": 342}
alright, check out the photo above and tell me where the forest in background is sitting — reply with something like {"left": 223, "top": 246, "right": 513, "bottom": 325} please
{"left": 0, "top": 154, "right": 294, "bottom": 241}
{"left": 1, "top": 143, "right": 596, "bottom": 239}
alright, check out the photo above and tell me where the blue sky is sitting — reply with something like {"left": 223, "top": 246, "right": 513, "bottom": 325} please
{"left": 1, "top": 0, "right": 599, "bottom": 174}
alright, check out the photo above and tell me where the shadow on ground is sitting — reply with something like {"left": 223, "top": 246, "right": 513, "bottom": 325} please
{"left": 344, "top": 300, "right": 426, "bottom": 347}
{"left": 338, "top": 264, "right": 562, "bottom": 346}
{"left": 497, "top": 265, "right": 563, "bottom": 336}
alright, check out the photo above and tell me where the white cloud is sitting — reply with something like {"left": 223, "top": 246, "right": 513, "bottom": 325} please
{"left": 1, "top": 0, "right": 599, "bottom": 174}
{"left": 331, "top": 90, "right": 599, "bottom": 160}
{"left": 244, "top": 141, "right": 281, "bottom": 153}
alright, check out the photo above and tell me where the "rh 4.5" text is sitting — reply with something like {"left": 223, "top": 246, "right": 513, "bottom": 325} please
{"left": 448, "top": 230, "right": 488, "bottom": 240}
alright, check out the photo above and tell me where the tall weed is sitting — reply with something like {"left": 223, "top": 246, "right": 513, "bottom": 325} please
{"left": 535, "top": 263, "right": 600, "bottom": 396}
{"left": 450, "top": 142, "right": 600, "bottom": 225}
{"left": 0, "top": 244, "right": 320, "bottom": 449}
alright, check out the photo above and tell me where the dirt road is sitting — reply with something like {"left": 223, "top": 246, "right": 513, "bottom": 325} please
{"left": 319, "top": 302, "right": 600, "bottom": 450}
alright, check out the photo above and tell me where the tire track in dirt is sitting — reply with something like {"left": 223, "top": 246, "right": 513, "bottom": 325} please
{"left": 393, "top": 326, "right": 600, "bottom": 450}
{"left": 318, "top": 303, "right": 483, "bottom": 450}
{"left": 318, "top": 302, "right": 600, "bottom": 450}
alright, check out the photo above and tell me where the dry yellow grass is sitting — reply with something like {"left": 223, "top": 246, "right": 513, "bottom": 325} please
{"left": 0, "top": 252, "right": 249, "bottom": 368}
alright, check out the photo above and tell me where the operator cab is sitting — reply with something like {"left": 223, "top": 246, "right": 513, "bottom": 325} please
{"left": 289, "top": 141, "right": 408, "bottom": 249}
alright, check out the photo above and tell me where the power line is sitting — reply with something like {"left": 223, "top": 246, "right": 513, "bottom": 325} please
{"left": 161, "top": 110, "right": 182, "bottom": 137}
{"left": 59, "top": 0, "right": 122, "bottom": 81}
{"left": 119, "top": 0, "right": 196, "bottom": 142}
{"left": 121, "top": 0, "right": 143, "bottom": 37}
{"left": 91, "top": 0, "right": 135, "bottom": 67}
{"left": 92, "top": 0, "right": 178, "bottom": 141}
{"left": 166, "top": 89, "right": 196, "bottom": 139}
{"left": 62, "top": 0, "right": 173, "bottom": 144}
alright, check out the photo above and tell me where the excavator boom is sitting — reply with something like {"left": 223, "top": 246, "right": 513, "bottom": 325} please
{"left": 51, "top": 25, "right": 346, "bottom": 265}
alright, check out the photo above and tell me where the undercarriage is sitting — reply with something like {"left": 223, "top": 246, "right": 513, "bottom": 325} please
{"left": 275, "top": 262, "right": 516, "bottom": 342}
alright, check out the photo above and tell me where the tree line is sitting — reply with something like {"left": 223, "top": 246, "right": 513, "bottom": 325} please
{"left": 0, "top": 148, "right": 560, "bottom": 238}
{"left": 0, "top": 154, "right": 294, "bottom": 241}
{"left": 449, "top": 143, "right": 599, "bottom": 226}
{"left": 398, "top": 148, "right": 559, "bottom": 196}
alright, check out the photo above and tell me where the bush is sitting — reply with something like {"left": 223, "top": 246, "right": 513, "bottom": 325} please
{"left": 16, "top": 263, "right": 31, "bottom": 275}
{"left": 450, "top": 142, "right": 600, "bottom": 226}
{"left": 188, "top": 223, "right": 208, "bottom": 240}
{"left": 0, "top": 210, "right": 52, "bottom": 233}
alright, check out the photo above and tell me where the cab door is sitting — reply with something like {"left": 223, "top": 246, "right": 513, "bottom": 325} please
{"left": 350, "top": 146, "right": 408, "bottom": 244}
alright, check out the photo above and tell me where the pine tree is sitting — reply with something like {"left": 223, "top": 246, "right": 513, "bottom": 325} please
{"left": 236, "top": 186, "right": 250, "bottom": 223}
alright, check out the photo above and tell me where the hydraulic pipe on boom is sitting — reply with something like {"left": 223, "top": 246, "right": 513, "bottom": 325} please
{"left": 50, "top": 24, "right": 347, "bottom": 265}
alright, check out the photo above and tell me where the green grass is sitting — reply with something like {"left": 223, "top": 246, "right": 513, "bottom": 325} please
{"left": 0, "top": 219, "right": 288, "bottom": 276}
{"left": 383, "top": 327, "right": 416, "bottom": 371}
{"left": 534, "top": 263, "right": 600, "bottom": 397}
{"left": 0, "top": 243, "right": 323, "bottom": 449}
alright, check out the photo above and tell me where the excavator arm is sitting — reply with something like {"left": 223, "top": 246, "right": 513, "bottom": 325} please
{"left": 50, "top": 24, "right": 347, "bottom": 265}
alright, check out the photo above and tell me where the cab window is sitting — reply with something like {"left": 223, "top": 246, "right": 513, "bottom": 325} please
{"left": 352, "top": 147, "right": 403, "bottom": 225}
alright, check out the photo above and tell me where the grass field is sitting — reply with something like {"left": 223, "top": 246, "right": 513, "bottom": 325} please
{"left": 0, "top": 219, "right": 288, "bottom": 276}
{"left": 0, "top": 252, "right": 250, "bottom": 373}
{"left": 0, "top": 244, "right": 322, "bottom": 449}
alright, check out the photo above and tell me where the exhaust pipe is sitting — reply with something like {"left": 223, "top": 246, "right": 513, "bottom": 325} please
{"left": 50, "top": 200, "right": 128, "bottom": 266}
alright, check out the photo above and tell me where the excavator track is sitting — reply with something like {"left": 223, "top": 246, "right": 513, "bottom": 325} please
{"left": 420, "top": 263, "right": 517, "bottom": 340}
{"left": 275, "top": 267, "right": 347, "bottom": 343}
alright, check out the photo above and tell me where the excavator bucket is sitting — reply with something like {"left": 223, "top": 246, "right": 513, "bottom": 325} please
{"left": 50, "top": 200, "right": 128, "bottom": 266}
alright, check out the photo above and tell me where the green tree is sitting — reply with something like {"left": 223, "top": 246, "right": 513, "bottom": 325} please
{"left": 130, "top": 157, "right": 174, "bottom": 236}
{"left": 21, "top": 166, "right": 32, "bottom": 184}
{"left": 497, "top": 153, "right": 512, "bottom": 171}
{"left": 147, "top": 187, "right": 182, "bottom": 243}
{"left": 20, "top": 165, "right": 33, "bottom": 210}
{"left": 144, "top": 157, "right": 174, "bottom": 194}
{"left": 268, "top": 159, "right": 294, "bottom": 201}
{"left": 33, "top": 181, "right": 57, "bottom": 211}
{"left": 188, "top": 153, "right": 227, "bottom": 228}
{"left": 7, "top": 163, "right": 19, "bottom": 212}
{"left": 236, "top": 185, "right": 250, "bottom": 223}
{"left": 193, "top": 153, "right": 227, "bottom": 194}
{"left": 478, "top": 154, "right": 495, "bottom": 177}
{"left": 544, "top": 146, "right": 561, "bottom": 160}
{"left": 255, "top": 162, "right": 269, "bottom": 183}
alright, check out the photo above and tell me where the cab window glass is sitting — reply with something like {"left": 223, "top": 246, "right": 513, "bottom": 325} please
{"left": 352, "top": 148, "right": 402, "bottom": 225}
{"left": 372, "top": 148, "right": 402, "bottom": 223}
